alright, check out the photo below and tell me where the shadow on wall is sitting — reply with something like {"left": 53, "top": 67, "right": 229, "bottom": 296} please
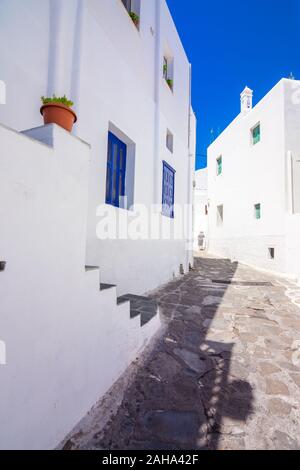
{"left": 77, "top": 257, "right": 254, "bottom": 450}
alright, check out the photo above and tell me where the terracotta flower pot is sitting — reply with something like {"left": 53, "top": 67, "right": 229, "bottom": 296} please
{"left": 40, "top": 102, "right": 77, "bottom": 132}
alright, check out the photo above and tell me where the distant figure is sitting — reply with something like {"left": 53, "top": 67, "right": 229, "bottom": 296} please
{"left": 198, "top": 231, "right": 206, "bottom": 251}
{"left": 193, "top": 169, "right": 208, "bottom": 251}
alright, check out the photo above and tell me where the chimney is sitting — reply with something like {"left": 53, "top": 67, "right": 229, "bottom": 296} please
{"left": 240, "top": 86, "right": 253, "bottom": 114}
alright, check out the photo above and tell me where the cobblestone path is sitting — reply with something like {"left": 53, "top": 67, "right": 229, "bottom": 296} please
{"left": 66, "top": 255, "right": 300, "bottom": 450}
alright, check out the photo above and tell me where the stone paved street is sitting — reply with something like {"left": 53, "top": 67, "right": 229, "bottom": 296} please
{"left": 66, "top": 255, "right": 300, "bottom": 450}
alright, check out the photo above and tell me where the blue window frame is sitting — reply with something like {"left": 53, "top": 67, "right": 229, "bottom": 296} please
{"left": 106, "top": 131, "right": 127, "bottom": 208}
{"left": 162, "top": 161, "right": 175, "bottom": 219}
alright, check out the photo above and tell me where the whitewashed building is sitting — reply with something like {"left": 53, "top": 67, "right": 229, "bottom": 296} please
{"left": 0, "top": 0, "right": 196, "bottom": 449}
{"left": 0, "top": 0, "right": 196, "bottom": 295}
{"left": 207, "top": 78, "right": 300, "bottom": 281}
{"left": 193, "top": 169, "right": 208, "bottom": 250}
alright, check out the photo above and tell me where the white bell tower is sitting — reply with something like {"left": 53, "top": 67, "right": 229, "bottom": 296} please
{"left": 240, "top": 86, "right": 253, "bottom": 114}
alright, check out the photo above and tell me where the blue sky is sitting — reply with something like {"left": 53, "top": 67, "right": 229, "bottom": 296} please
{"left": 167, "top": 0, "right": 300, "bottom": 169}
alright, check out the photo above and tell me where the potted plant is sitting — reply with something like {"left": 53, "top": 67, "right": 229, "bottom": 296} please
{"left": 129, "top": 12, "right": 140, "bottom": 28}
{"left": 166, "top": 79, "right": 173, "bottom": 90}
{"left": 40, "top": 95, "right": 77, "bottom": 132}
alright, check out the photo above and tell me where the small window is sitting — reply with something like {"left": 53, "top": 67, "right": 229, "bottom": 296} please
{"left": 163, "top": 55, "right": 174, "bottom": 91}
{"left": 216, "top": 156, "right": 222, "bottom": 176}
{"left": 166, "top": 130, "right": 174, "bottom": 153}
{"left": 217, "top": 205, "right": 223, "bottom": 226}
{"left": 162, "top": 161, "right": 175, "bottom": 219}
{"left": 254, "top": 203, "right": 261, "bottom": 220}
{"left": 268, "top": 248, "right": 275, "bottom": 259}
{"left": 252, "top": 123, "right": 261, "bottom": 145}
{"left": 106, "top": 132, "right": 127, "bottom": 208}
{"left": 121, "top": 0, "right": 140, "bottom": 28}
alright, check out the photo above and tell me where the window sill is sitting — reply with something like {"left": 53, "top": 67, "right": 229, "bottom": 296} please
{"left": 105, "top": 202, "right": 134, "bottom": 213}
{"left": 130, "top": 19, "right": 140, "bottom": 32}
{"left": 128, "top": 17, "right": 141, "bottom": 34}
{"left": 161, "top": 213, "right": 175, "bottom": 220}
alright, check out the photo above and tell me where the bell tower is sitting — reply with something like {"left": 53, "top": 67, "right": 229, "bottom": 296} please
{"left": 240, "top": 86, "right": 253, "bottom": 114}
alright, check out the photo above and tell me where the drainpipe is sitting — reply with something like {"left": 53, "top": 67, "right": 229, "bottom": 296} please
{"left": 286, "top": 150, "right": 294, "bottom": 214}
{"left": 153, "top": 0, "right": 162, "bottom": 205}
{"left": 186, "top": 63, "right": 194, "bottom": 269}
{"left": 187, "top": 65, "right": 192, "bottom": 150}
{"left": 47, "top": 0, "right": 64, "bottom": 97}
{"left": 47, "top": 0, "right": 84, "bottom": 129}
{"left": 70, "top": 0, "right": 84, "bottom": 136}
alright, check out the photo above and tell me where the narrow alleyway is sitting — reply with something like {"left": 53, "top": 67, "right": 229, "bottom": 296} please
{"left": 65, "top": 255, "right": 300, "bottom": 450}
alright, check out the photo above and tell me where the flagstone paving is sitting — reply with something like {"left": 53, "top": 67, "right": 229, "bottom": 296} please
{"left": 64, "top": 255, "right": 300, "bottom": 450}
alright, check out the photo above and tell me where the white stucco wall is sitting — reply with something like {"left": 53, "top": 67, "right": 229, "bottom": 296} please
{"left": 207, "top": 80, "right": 286, "bottom": 273}
{"left": 0, "top": 123, "right": 160, "bottom": 450}
{"left": 188, "top": 110, "right": 197, "bottom": 262}
{"left": 207, "top": 79, "right": 300, "bottom": 280}
{"left": 0, "top": 0, "right": 195, "bottom": 296}
{"left": 284, "top": 80, "right": 300, "bottom": 281}
{"left": 286, "top": 214, "right": 300, "bottom": 282}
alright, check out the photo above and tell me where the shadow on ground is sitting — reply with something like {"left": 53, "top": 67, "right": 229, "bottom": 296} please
{"left": 79, "top": 257, "right": 254, "bottom": 450}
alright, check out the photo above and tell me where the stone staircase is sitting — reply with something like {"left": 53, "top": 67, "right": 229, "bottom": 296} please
{"left": 117, "top": 294, "right": 158, "bottom": 326}
{"left": 0, "top": 121, "right": 162, "bottom": 450}
{"left": 85, "top": 266, "right": 158, "bottom": 327}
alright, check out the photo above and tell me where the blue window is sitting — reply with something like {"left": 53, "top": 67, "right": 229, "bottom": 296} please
{"left": 106, "top": 131, "right": 127, "bottom": 208}
{"left": 162, "top": 161, "right": 175, "bottom": 219}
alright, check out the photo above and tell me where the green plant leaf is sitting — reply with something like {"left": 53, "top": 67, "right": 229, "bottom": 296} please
{"left": 41, "top": 94, "right": 74, "bottom": 107}
{"left": 129, "top": 11, "right": 139, "bottom": 24}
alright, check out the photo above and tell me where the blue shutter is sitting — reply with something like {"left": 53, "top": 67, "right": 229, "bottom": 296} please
{"left": 106, "top": 132, "right": 127, "bottom": 208}
{"left": 162, "top": 161, "right": 175, "bottom": 219}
